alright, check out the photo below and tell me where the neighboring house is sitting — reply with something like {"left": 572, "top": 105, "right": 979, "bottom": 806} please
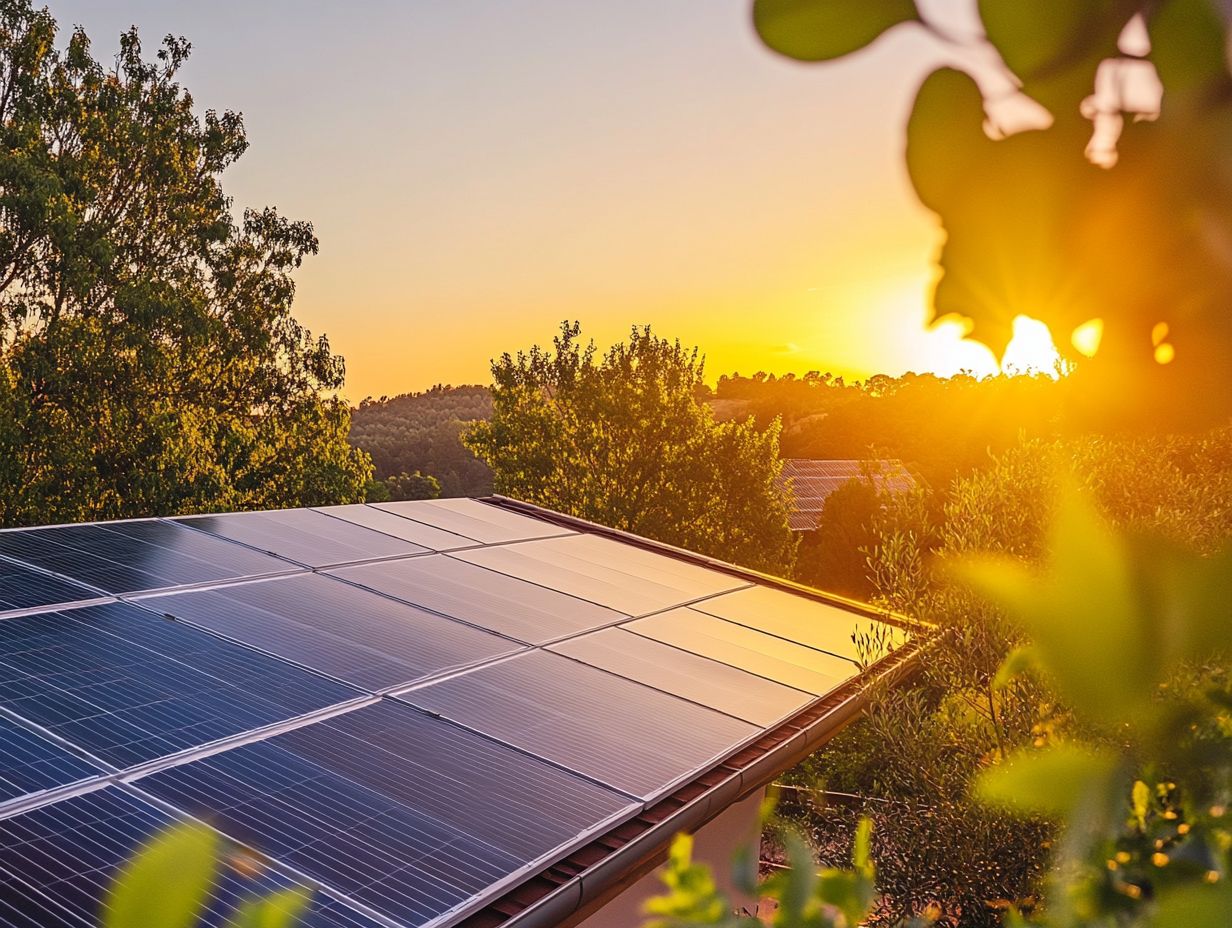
{"left": 779, "top": 458, "right": 917, "bottom": 531}
{"left": 0, "top": 497, "right": 918, "bottom": 928}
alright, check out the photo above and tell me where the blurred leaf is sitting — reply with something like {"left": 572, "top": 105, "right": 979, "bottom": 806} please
{"left": 1131, "top": 779, "right": 1150, "bottom": 830}
{"left": 852, "top": 816, "right": 872, "bottom": 872}
{"left": 978, "top": 0, "right": 1130, "bottom": 88}
{"left": 993, "top": 644, "right": 1040, "bottom": 691}
{"left": 976, "top": 744, "right": 1119, "bottom": 817}
{"left": 104, "top": 822, "right": 218, "bottom": 928}
{"left": 957, "top": 486, "right": 1160, "bottom": 726}
{"left": 1154, "top": 883, "right": 1232, "bottom": 928}
{"left": 1149, "top": 0, "right": 1229, "bottom": 98}
{"left": 753, "top": 0, "right": 917, "bottom": 62}
{"left": 226, "top": 888, "right": 312, "bottom": 928}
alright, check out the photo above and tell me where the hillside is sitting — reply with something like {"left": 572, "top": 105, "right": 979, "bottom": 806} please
{"left": 349, "top": 385, "right": 494, "bottom": 497}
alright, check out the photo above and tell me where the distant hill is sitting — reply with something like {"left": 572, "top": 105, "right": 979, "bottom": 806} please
{"left": 349, "top": 385, "right": 494, "bottom": 498}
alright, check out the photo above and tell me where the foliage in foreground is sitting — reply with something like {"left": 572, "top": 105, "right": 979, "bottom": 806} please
{"left": 0, "top": 0, "right": 372, "bottom": 525}
{"left": 644, "top": 485, "right": 1232, "bottom": 927}
{"left": 465, "top": 321, "right": 797, "bottom": 574}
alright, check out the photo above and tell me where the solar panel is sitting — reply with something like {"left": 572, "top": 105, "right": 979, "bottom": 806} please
{"left": 0, "top": 520, "right": 296, "bottom": 595}
{"left": 627, "top": 607, "right": 855, "bottom": 695}
{"left": 549, "top": 627, "right": 813, "bottom": 727}
{"left": 691, "top": 585, "right": 907, "bottom": 662}
{"left": 0, "top": 716, "right": 102, "bottom": 805}
{"left": 0, "top": 786, "right": 382, "bottom": 928}
{"left": 0, "top": 558, "right": 104, "bottom": 616}
{"left": 329, "top": 554, "right": 627, "bottom": 644}
{"left": 176, "top": 508, "right": 430, "bottom": 568}
{"left": 144, "top": 573, "right": 522, "bottom": 691}
{"left": 399, "top": 650, "right": 759, "bottom": 799}
{"left": 373, "top": 498, "right": 574, "bottom": 544}
{"left": 452, "top": 533, "right": 750, "bottom": 616}
{"left": 0, "top": 602, "right": 358, "bottom": 767}
{"left": 312, "top": 504, "right": 475, "bottom": 550}
{"left": 139, "top": 700, "right": 634, "bottom": 927}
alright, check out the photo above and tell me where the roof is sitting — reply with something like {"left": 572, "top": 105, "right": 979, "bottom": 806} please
{"left": 0, "top": 496, "right": 921, "bottom": 928}
{"left": 778, "top": 459, "right": 916, "bottom": 531}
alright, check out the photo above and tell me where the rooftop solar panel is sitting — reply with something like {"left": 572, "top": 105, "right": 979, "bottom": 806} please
{"left": 399, "top": 650, "right": 759, "bottom": 800}
{"left": 139, "top": 700, "right": 634, "bottom": 927}
{"left": 0, "top": 602, "right": 358, "bottom": 767}
{"left": 143, "top": 573, "right": 522, "bottom": 691}
{"left": 0, "top": 786, "right": 382, "bottom": 928}
{"left": 176, "top": 508, "right": 430, "bottom": 568}
{"left": 548, "top": 627, "right": 813, "bottom": 727}
{"left": 0, "top": 558, "right": 104, "bottom": 616}
{"left": 373, "top": 498, "right": 574, "bottom": 544}
{"left": 692, "top": 585, "right": 908, "bottom": 662}
{"left": 627, "top": 607, "right": 855, "bottom": 695}
{"left": 329, "top": 554, "right": 627, "bottom": 644}
{"left": 0, "top": 716, "right": 102, "bottom": 805}
{"left": 452, "top": 533, "right": 750, "bottom": 616}
{"left": 312, "top": 504, "right": 476, "bottom": 550}
{"left": 0, "top": 520, "right": 296, "bottom": 595}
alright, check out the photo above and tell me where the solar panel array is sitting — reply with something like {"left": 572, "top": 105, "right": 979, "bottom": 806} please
{"left": 777, "top": 459, "right": 916, "bottom": 531}
{"left": 0, "top": 498, "right": 909, "bottom": 928}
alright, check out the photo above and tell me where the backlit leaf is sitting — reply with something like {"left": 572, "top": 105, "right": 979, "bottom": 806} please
{"left": 753, "top": 0, "right": 917, "bottom": 63}
{"left": 226, "top": 887, "right": 312, "bottom": 928}
{"left": 104, "top": 822, "right": 218, "bottom": 928}
{"left": 976, "top": 744, "right": 1119, "bottom": 817}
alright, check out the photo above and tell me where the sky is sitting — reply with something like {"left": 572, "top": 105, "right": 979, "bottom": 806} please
{"left": 53, "top": 0, "right": 1044, "bottom": 401}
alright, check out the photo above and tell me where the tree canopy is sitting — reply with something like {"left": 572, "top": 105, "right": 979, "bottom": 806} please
{"left": 0, "top": 0, "right": 371, "bottom": 525}
{"left": 465, "top": 322, "right": 797, "bottom": 574}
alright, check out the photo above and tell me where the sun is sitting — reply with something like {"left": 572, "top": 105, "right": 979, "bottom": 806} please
{"left": 1000, "top": 316, "right": 1063, "bottom": 377}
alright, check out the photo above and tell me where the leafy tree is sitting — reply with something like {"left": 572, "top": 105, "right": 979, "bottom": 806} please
{"left": 383, "top": 470, "right": 443, "bottom": 501}
{"left": 465, "top": 322, "right": 797, "bottom": 574}
{"left": 0, "top": 0, "right": 371, "bottom": 525}
{"left": 794, "top": 477, "right": 881, "bottom": 598}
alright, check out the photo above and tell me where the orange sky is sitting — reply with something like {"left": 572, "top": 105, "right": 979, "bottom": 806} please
{"left": 58, "top": 0, "right": 1052, "bottom": 400}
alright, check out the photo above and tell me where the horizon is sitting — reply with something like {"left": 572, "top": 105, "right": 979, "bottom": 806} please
{"left": 52, "top": 0, "right": 1061, "bottom": 401}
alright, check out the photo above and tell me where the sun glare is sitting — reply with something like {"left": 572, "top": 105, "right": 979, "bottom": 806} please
{"left": 1001, "top": 316, "right": 1062, "bottom": 377}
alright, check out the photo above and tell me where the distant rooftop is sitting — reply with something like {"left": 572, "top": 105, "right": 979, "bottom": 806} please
{"left": 0, "top": 496, "right": 917, "bottom": 928}
{"left": 779, "top": 459, "right": 917, "bottom": 531}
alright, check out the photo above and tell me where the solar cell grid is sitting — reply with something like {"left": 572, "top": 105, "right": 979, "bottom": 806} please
{"left": 399, "top": 650, "right": 760, "bottom": 799}
{"left": 0, "top": 558, "right": 102, "bottom": 615}
{"left": 329, "top": 554, "right": 627, "bottom": 644}
{"left": 0, "top": 602, "right": 358, "bottom": 767}
{"left": 0, "top": 787, "right": 382, "bottom": 928}
{"left": 139, "top": 700, "right": 634, "bottom": 927}
{"left": 0, "top": 715, "right": 102, "bottom": 805}
{"left": 177, "top": 508, "right": 430, "bottom": 568}
{"left": 312, "top": 504, "right": 476, "bottom": 550}
{"left": 0, "top": 520, "right": 296, "bottom": 595}
{"left": 373, "top": 498, "right": 574, "bottom": 544}
{"left": 146, "top": 573, "right": 522, "bottom": 691}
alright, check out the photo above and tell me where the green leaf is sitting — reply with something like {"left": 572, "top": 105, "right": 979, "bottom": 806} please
{"left": 1154, "top": 883, "right": 1232, "bottom": 928}
{"left": 753, "top": 0, "right": 918, "bottom": 62}
{"left": 993, "top": 645, "right": 1039, "bottom": 691}
{"left": 1149, "top": 0, "right": 1229, "bottom": 99}
{"left": 104, "top": 822, "right": 219, "bottom": 928}
{"left": 978, "top": 0, "right": 1129, "bottom": 81}
{"left": 1131, "top": 779, "right": 1150, "bottom": 830}
{"left": 975, "top": 744, "right": 1119, "bottom": 817}
{"left": 226, "top": 887, "right": 313, "bottom": 928}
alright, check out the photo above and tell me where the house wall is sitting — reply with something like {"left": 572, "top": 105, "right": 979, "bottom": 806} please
{"left": 576, "top": 787, "right": 766, "bottom": 928}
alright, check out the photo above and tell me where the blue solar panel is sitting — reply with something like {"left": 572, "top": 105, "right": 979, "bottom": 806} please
{"left": 0, "top": 520, "right": 297, "bottom": 595}
{"left": 400, "top": 650, "right": 760, "bottom": 800}
{"left": 0, "top": 716, "right": 102, "bottom": 805}
{"left": 0, "top": 557, "right": 101, "bottom": 614}
{"left": 139, "top": 700, "right": 635, "bottom": 927}
{"left": 0, "top": 786, "right": 383, "bottom": 928}
{"left": 146, "top": 573, "right": 521, "bottom": 691}
{"left": 0, "top": 602, "right": 358, "bottom": 767}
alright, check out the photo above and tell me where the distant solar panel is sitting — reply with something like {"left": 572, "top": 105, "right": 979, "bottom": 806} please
{"left": 549, "top": 627, "right": 812, "bottom": 727}
{"left": 0, "top": 603, "right": 358, "bottom": 767}
{"left": 140, "top": 701, "right": 634, "bottom": 927}
{"left": 145, "top": 573, "right": 522, "bottom": 691}
{"left": 177, "top": 508, "right": 430, "bottom": 568}
{"left": 330, "top": 554, "right": 627, "bottom": 644}
{"left": 0, "top": 715, "right": 102, "bottom": 805}
{"left": 313, "top": 504, "right": 476, "bottom": 550}
{"left": 627, "top": 607, "right": 855, "bottom": 695}
{"left": 0, "top": 520, "right": 296, "bottom": 595}
{"left": 0, "top": 557, "right": 103, "bottom": 614}
{"left": 399, "top": 650, "right": 759, "bottom": 799}
{"left": 0, "top": 787, "right": 382, "bottom": 928}
{"left": 374, "top": 498, "right": 575, "bottom": 544}
{"left": 452, "top": 533, "right": 749, "bottom": 615}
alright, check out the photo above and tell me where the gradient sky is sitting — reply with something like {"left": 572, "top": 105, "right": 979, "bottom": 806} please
{"left": 54, "top": 0, "right": 1025, "bottom": 400}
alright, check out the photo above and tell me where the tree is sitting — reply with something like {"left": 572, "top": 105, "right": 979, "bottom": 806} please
{"left": 0, "top": 1, "right": 371, "bottom": 525}
{"left": 465, "top": 322, "right": 797, "bottom": 574}
{"left": 382, "top": 471, "right": 443, "bottom": 502}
